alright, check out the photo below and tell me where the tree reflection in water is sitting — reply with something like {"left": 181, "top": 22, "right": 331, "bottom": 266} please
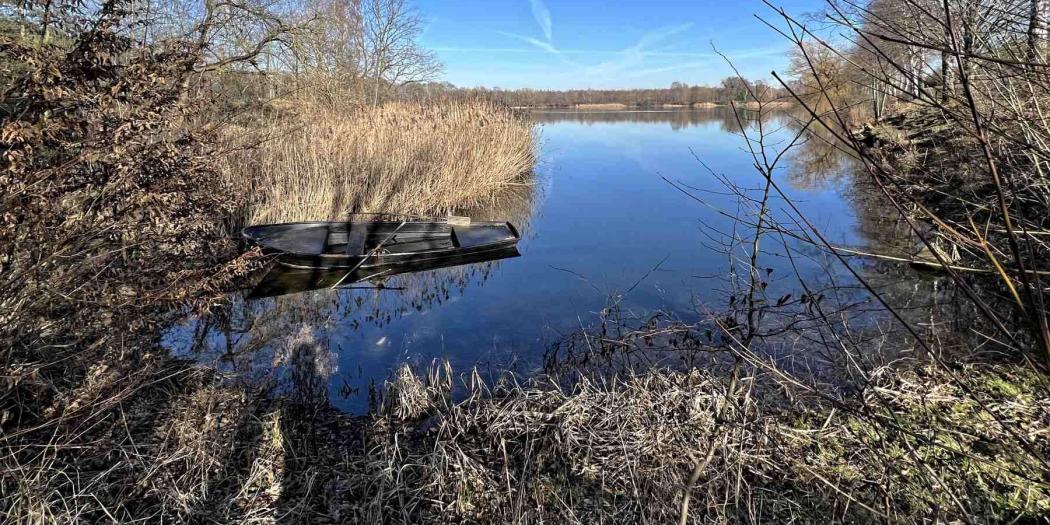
{"left": 537, "top": 108, "right": 989, "bottom": 386}
{"left": 530, "top": 107, "right": 764, "bottom": 133}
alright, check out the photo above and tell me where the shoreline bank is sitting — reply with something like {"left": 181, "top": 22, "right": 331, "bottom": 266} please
{"left": 512, "top": 100, "right": 795, "bottom": 111}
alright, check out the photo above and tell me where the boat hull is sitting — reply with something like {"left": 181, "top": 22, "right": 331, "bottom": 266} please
{"left": 275, "top": 239, "right": 520, "bottom": 269}
{"left": 242, "top": 220, "right": 521, "bottom": 270}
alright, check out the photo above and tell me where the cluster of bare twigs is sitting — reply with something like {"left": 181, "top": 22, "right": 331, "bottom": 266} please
{"left": 767, "top": 0, "right": 1050, "bottom": 365}
{"left": 1, "top": 1, "right": 245, "bottom": 411}
{"left": 0, "top": 3, "right": 272, "bottom": 521}
{"left": 643, "top": 3, "right": 1050, "bottom": 518}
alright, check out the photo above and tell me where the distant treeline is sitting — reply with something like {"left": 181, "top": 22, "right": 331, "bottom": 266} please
{"left": 398, "top": 78, "right": 793, "bottom": 108}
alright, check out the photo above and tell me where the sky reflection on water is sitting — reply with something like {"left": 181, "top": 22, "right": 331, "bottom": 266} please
{"left": 164, "top": 108, "right": 869, "bottom": 413}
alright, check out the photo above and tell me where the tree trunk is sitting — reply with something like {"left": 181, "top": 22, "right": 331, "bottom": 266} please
{"left": 18, "top": 3, "right": 26, "bottom": 39}
{"left": 41, "top": 0, "right": 52, "bottom": 43}
{"left": 961, "top": 19, "right": 974, "bottom": 79}
{"left": 872, "top": 79, "right": 882, "bottom": 120}
{"left": 908, "top": 51, "right": 922, "bottom": 99}
{"left": 372, "top": 51, "right": 387, "bottom": 108}
{"left": 373, "top": 70, "right": 382, "bottom": 108}
{"left": 1030, "top": 0, "right": 1049, "bottom": 63}
{"left": 941, "top": 50, "right": 954, "bottom": 102}
{"left": 141, "top": 0, "right": 152, "bottom": 46}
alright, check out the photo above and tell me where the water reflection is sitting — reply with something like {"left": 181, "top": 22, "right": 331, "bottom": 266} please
{"left": 530, "top": 107, "right": 765, "bottom": 133}
{"left": 166, "top": 107, "right": 891, "bottom": 413}
{"left": 529, "top": 108, "right": 854, "bottom": 192}
{"left": 784, "top": 120, "right": 859, "bottom": 190}
{"left": 165, "top": 245, "right": 524, "bottom": 408}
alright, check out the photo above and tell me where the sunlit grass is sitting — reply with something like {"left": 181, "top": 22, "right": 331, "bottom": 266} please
{"left": 223, "top": 100, "right": 537, "bottom": 225}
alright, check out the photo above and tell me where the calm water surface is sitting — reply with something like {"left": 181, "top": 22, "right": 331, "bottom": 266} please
{"left": 164, "top": 108, "right": 872, "bottom": 413}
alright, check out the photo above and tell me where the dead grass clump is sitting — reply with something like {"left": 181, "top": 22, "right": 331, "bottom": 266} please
{"left": 379, "top": 361, "right": 453, "bottom": 420}
{"left": 146, "top": 384, "right": 259, "bottom": 513}
{"left": 344, "top": 359, "right": 1050, "bottom": 523}
{"left": 823, "top": 364, "right": 1050, "bottom": 520}
{"left": 356, "top": 365, "right": 745, "bottom": 523}
{"left": 224, "top": 100, "right": 537, "bottom": 225}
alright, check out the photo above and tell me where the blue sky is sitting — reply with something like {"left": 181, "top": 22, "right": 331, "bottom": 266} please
{"left": 415, "top": 0, "right": 825, "bottom": 90}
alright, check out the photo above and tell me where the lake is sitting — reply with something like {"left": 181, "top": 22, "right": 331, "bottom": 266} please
{"left": 164, "top": 108, "right": 882, "bottom": 413}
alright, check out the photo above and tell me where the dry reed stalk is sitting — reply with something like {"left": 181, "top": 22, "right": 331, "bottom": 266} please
{"left": 222, "top": 100, "right": 537, "bottom": 225}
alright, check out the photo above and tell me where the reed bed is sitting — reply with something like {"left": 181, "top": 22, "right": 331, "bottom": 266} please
{"left": 224, "top": 100, "right": 537, "bottom": 225}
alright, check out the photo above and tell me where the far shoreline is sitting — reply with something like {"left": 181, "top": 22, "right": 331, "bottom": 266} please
{"left": 512, "top": 100, "right": 795, "bottom": 110}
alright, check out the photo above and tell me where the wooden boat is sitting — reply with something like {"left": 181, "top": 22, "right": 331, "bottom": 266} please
{"left": 242, "top": 220, "right": 521, "bottom": 270}
{"left": 247, "top": 245, "right": 521, "bottom": 299}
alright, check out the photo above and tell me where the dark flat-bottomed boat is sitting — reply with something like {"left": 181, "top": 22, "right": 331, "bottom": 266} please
{"left": 242, "top": 220, "right": 521, "bottom": 270}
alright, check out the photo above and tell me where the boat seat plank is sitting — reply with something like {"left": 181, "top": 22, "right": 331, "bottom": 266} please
{"left": 328, "top": 232, "right": 348, "bottom": 245}
{"left": 346, "top": 224, "right": 368, "bottom": 256}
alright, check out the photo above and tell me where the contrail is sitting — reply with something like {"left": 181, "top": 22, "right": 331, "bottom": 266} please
{"left": 530, "top": 0, "right": 552, "bottom": 42}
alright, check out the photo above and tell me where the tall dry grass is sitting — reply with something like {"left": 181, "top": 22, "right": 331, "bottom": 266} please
{"left": 224, "top": 100, "right": 537, "bottom": 225}
{"left": 296, "top": 358, "right": 1048, "bottom": 523}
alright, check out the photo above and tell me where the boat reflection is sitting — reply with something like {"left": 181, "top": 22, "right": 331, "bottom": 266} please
{"left": 249, "top": 246, "right": 522, "bottom": 299}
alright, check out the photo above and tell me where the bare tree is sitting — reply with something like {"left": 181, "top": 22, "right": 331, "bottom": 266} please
{"left": 1030, "top": 0, "right": 1049, "bottom": 61}
{"left": 359, "top": 0, "right": 441, "bottom": 107}
{"left": 306, "top": 0, "right": 363, "bottom": 76}
{"left": 769, "top": 0, "right": 1050, "bottom": 364}
{"left": 182, "top": 1, "right": 294, "bottom": 98}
